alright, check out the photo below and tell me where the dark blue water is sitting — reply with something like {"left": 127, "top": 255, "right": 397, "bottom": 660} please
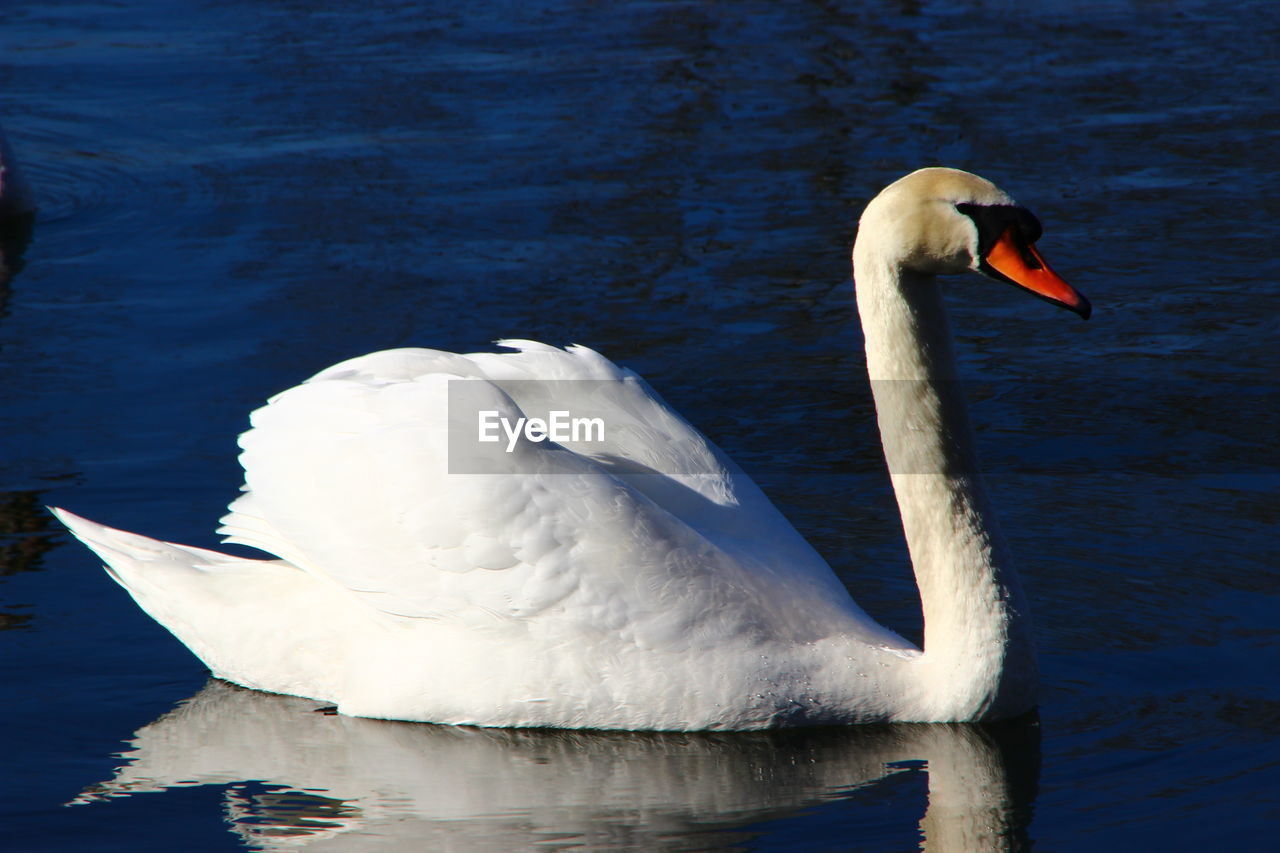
{"left": 3, "top": 0, "right": 1276, "bottom": 849}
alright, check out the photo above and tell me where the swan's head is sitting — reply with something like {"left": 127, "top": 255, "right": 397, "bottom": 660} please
{"left": 855, "top": 167, "right": 1090, "bottom": 319}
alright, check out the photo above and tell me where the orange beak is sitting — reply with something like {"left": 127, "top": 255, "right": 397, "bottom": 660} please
{"left": 985, "top": 226, "right": 1091, "bottom": 319}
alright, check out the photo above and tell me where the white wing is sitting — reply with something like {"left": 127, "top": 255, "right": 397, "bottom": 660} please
{"left": 217, "top": 341, "right": 903, "bottom": 649}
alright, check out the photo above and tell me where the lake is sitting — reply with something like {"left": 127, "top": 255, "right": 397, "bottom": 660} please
{"left": 2, "top": 0, "right": 1276, "bottom": 849}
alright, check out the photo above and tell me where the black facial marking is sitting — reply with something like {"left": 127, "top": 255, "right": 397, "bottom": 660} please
{"left": 956, "top": 203, "right": 1041, "bottom": 250}
{"left": 955, "top": 202, "right": 1044, "bottom": 275}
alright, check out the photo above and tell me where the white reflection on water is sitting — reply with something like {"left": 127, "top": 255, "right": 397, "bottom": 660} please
{"left": 72, "top": 680, "right": 1039, "bottom": 851}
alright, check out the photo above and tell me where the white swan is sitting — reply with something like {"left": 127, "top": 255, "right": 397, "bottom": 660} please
{"left": 54, "top": 167, "right": 1090, "bottom": 730}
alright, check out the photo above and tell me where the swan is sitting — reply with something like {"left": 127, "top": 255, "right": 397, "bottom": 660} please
{"left": 53, "top": 167, "right": 1090, "bottom": 730}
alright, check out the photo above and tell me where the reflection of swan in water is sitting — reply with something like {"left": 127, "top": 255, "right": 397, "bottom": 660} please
{"left": 73, "top": 680, "right": 1039, "bottom": 851}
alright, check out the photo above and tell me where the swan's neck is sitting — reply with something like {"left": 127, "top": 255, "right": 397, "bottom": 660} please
{"left": 854, "top": 253, "right": 1037, "bottom": 720}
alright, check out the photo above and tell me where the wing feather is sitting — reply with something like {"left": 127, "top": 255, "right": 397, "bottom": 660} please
{"left": 218, "top": 343, "right": 902, "bottom": 649}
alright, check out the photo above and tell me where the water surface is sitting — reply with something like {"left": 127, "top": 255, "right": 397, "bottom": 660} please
{"left": 2, "top": 0, "right": 1276, "bottom": 849}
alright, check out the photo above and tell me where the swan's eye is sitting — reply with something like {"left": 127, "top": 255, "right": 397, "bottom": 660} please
{"left": 956, "top": 202, "right": 1008, "bottom": 257}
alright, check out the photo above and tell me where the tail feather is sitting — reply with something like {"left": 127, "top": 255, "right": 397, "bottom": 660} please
{"left": 51, "top": 507, "right": 252, "bottom": 575}
{"left": 49, "top": 507, "right": 348, "bottom": 702}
